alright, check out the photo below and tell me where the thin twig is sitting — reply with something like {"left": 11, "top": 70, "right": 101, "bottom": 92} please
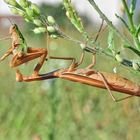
{"left": 87, "top": 0, "right": 134, "bottom": 47}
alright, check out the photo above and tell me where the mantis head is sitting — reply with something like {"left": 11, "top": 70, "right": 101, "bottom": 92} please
{"left": 9, "top": 24, "right": 19, "bottom": 35}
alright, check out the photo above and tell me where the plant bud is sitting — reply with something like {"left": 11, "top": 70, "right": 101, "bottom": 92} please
{"left": 6, "top": 0, "right": 18, "bottom": 6}
{"left": 38, "top": 27, "right": 46, "bottom": 33}
{"left": 31, "top": 3, "right": 40, "bottom": 15}
{"left": 132, "top": 61, "right": 140, "bottom": 71}
{"left": 33, "top": 27, "right": 46, "bottom": 34}
{"left": 47, "top": 16, "right": 56, "bottom": 25}
{"left": 10, "top": 7, "right": 18, "bottom": 14}
{"left": 47, "top": 26, "right": 56, "bottom": 33}
{"left": 24, "top": 15, "right": 33, "bottom": 22}
{"left": 50, "top": 34, "right": 58, "bottom": 39}
{"left": 19, "top": 0, "right": 30, "bottom": 8}
{"left": 80, "top": 43, "right": 86, "bottom": 49}
{"left": 66, "top": 11, "right": 71, "bottom": 18}
{"left": 33, "top": 19, "right": 43, "bottom": 26}
{"left": 25, "top": 8, "right": 34, "bottom": 17}
{"left": 25, "top": 18, "right": 30, "bottom": 22}
{"left": 4, "top": 0, "right": 10, "bottom": 4}
{"left": 18, "top": 10, "right": 25, "bottom": 16}
{"left": 115, "top": 54, "right": 123, "bottom": 63}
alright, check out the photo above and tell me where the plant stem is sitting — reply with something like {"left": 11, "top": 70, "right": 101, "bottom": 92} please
{"left": 121, "top": 0, "right": 135, "bottom": 32}
{"left": 121, "top": 0, "right": 140, "bottom": 51}
{"left": 87, "top": 0, "right": 134, "bottom": 47}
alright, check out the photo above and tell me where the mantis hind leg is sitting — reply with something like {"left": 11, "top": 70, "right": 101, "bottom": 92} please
{"left": 86, "top": 54, "right": 96, "bottom": 69}
{"left": 97, "top": 72, "right": 134, "bottom": 102}
{"left": 48, "top": 51, "right": 85, "bottom": 71}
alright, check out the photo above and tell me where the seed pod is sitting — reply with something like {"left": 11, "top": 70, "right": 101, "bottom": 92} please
{"left": 66, "top": 11, "right": 71, "bottom": 18}
{"left": 31, "top": 3, "right": 40, "bottom": 15}
{"left": 33, "top": 27, "right": 46, "bottom": 34}
{"left": 25, "top": 8, "right": 34, "bottom": 17}
{"left": 115, "top": 54, "right": 123, "bottom": 63}
{"left": 18, "top": 10, "right": 25, "bottom": 16}
{"left": 25, "top": 18, "right": 30, "bottom": 22}
{"left": 19, "top": 0, "right": 30, "bottom": 8}
{"left": 5, "top": 0, "right": 18, "bottom": 6}
{"left": 50, "top": 34, "right": 58, "bottom": 39}
{"left": 10, "top": 7, "right": 19, "bottom": 14}
{"left": 47, "top": 26, "right": 56, "bottom": 33}
{"left": 80, "top": 43, "right": 86, "bottom": 49}
{"left": 33, "top": 19, "right": 43, "bottom": 26}
{"left": 4, "top": 0, "right": 10, "bottom": 4}
{"left": 38, "top": 27, "right": 46, "bottom": 33}
{"left": 47, "top": 16, "right": 56, "bottom": 25}
{"left": 24, "top": 14, "right": 33, "bottom": 22}
{"left": 132, "top": 61, "right": 140, "bottom": 71}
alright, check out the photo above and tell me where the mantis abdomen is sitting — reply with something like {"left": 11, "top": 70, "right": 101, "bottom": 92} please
{"left": 57, "top": 69, "right": 140, "bottom": 96}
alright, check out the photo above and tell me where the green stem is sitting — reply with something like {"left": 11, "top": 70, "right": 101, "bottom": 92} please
{"left": 88, "top": 0, "right": 134, "bottom": 47}
{"left": 121, "top": 0, "right": 140, "bottom": 51}
{"left": 121, "top": 0, "right": 135, "bottom": 32}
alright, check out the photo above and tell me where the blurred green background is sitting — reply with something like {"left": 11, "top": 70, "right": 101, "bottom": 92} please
{"left": 0, "top": 3, "right": 140, "bottom": 140}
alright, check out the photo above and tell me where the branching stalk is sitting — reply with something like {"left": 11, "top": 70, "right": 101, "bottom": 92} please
{"left": 87, "top": 0, "right": 134, "bottom": 47}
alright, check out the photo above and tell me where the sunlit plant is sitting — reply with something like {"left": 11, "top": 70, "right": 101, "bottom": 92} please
{"left": 4, "top": 0, "right": 140, "bottom": 71}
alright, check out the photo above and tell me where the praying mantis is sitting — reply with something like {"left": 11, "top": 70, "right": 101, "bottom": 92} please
{"left": 14, "top": 55, "right": 140, "bottom": 102}
{"left": 0, "top": 23, "right": 140, "bottom": 102}
{"left": 0, "top": 23, "right": 47, "bottom": 81}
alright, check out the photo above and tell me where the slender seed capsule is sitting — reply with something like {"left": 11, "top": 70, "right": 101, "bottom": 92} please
{"left": 19, "top": 0, "right": 29, "bottom": 8}
{"left": 47, "top": 16, "right": 56, "bottom": 25}
{"left": 38, "top": 27, "right": 47, "bottom": 33}
{"left": 10, "top": 7, "right": 19, "bottom": 14}
{"left": 66, "top": 11, "right": 71, "bottom": 18}
{"left": 31, "top": 3, "right": 40, "bottom": 15}
{"left": 33, "top": 19, "right": 43, "bottom": 26}
{"left": 6, "top": 0, "right": 18, "bottom": 6}
{"left": 80, "top": 43, "right": 86, "bottom": 49}
{"left": 50, "top": 34, "right": 58, "bottom": 39}
{"left": 33, "top": 27, "right": 46, "bottom": 34}
{"left": 25, "top": 18, "right": 30, "bottom": 22}
{"left": 47, "top": 26, "right": 56, "bottom": 33}
{"left": 18, "top": 10, "right": 25, "bottom": 16}
{"left": 132, "top": 61, "right": 140, "bottom": 71}
{"left": 4, "top": 0, "right": 10, "bottom": 4}
{"left": 25, "top": 8, "right": 34, "bottom": 17}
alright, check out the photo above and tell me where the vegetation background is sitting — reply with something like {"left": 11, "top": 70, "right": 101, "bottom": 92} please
{"left": 0, "top": 3, "right": 140, "bottom": 140}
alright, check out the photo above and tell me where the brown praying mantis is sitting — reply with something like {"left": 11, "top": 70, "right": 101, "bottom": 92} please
{"left": 15, "top": 54, "right": 140, "bottom": 102}
{"left": 0, "top": 23, "right": 140, "bottom": 102}
{"left": 0, "top": 23, "right": 47, "bottom": 81}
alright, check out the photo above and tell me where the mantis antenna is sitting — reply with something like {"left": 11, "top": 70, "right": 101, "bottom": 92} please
{"left": 0, "top": 18, "right": 14, "bottom": 41}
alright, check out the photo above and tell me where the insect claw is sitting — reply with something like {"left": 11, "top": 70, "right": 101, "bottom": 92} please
{"left": 16, "top": 69, "right": 23, "bottom": 82}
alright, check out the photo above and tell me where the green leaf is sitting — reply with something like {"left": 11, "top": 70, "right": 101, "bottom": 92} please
{"left": 130, "top": 0, "right": 137, "bottom": 15}
{"left": 63, "top": 0, "right": 85, "bottom": 33}
{"left": 115, "top": 13, "right": 130, "bottom": 31}
{"left": 107, "top": 29, "right": 115, "bottom": 55}
{"left": 124, "top": 45, "right": 140, "bottom": 57}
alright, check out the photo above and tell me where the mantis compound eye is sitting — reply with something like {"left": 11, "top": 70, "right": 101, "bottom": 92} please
{"left": 9, "top": 25, "right": 16, "bottom": 34}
